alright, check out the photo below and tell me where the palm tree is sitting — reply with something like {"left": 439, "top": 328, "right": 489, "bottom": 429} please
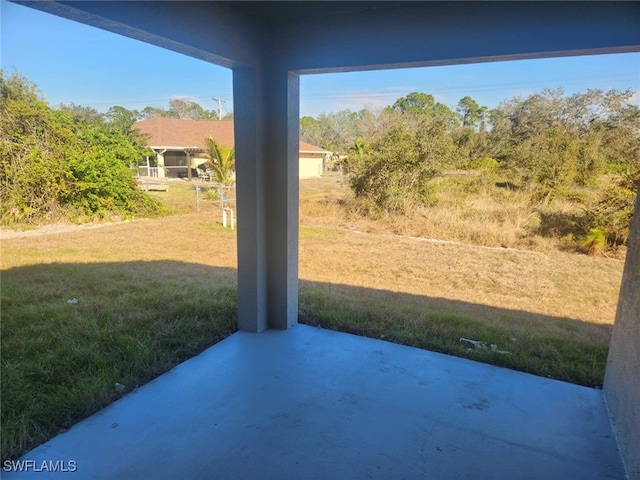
{"left": 204, "top": 136, "right": 235, "bottom": 184}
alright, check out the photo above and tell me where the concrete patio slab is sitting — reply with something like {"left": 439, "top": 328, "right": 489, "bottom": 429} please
{"left": 5, "top": 325, "right": 625, "bottom": 479}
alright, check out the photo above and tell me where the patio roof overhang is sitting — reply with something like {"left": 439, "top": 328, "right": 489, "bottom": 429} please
{"left": 12, "top": 2, "right": 640, "bottom": 477}
{"left": 15, "top": 1, "right": 640, "bottom": 72}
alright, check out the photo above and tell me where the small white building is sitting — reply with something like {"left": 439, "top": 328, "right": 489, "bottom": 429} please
{"left": 298, "top": 141, "right": 329, "bottom": 179}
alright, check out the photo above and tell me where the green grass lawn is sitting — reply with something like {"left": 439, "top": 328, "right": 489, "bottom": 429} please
{"left": 1, "top": 260, "right": 237, "bottom": 462}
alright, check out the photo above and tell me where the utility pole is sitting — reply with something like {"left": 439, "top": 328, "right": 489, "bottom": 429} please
{"left": 213, "top": 97, "right": 225, "bottom": 120}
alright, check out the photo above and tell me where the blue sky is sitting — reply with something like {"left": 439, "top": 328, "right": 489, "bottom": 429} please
{"left": 2, "top": 1, "right": 639, "bottom": 118}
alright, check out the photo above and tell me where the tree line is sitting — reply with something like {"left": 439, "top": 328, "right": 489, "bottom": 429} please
{"left": 0, "top": 71, "right": 164, "bottom": 224}
{"left": 2, "top": 68, "right": 638, "bottom": 248}
{"left": 61, "top": 97, "right": 232, "bottom": 123}
{"left": 301, "top": 89, "right": 639, "bottom": 247}
{"left": 129, "top": 98, "right": 233, "bottom": 121}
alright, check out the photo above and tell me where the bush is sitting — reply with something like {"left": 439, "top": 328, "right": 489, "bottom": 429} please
{"left": 348, "top": 126, "right": 445, "bottom": 216}
{"left": 588, "top": 179, "right": 638, "bottom": 246}
{"left": 67, "top": 150, "right": 162, "bottom": 218}
{"left": 463, "top": 156, "right": 499, "bottom": 171}
{"left": 0, "top": 73, "right": 77, "bottom": 223}
{"left": 205, "top": 188, "right": 219, "bottom": 202}
{"left": 581, "top": 228, "right": 606, "bottom": 256}
{"left": 0, "top": 70, "right": 163, "bottom": 225}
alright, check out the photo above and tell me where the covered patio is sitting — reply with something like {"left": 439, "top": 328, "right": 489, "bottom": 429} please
{"left": 3, "top": 325, "right": 626, "bottom": 479}
{"left": 10, "top": 1, "right": 640, "bottom": 478}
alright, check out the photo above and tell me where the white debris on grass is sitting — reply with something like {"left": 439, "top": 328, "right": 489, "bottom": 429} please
{"left": 460, "top": 337, "right": 511, "bottom": 354}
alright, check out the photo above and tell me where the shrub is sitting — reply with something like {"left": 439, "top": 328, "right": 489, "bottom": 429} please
{"left": 0, "top": 73, "right": 77, "bottom": 223}
{"left": 587, "top": 174, "right": 638, "bottom": 246}
{"left": 581, "top": 228, "right": 606, "bottom": 256}
{"left": 0, "top": 70, "right": 163, "bottom": 225}
{"left": 205, "top": 188, "right": 219, "bottom": 202}
{"left": 348, "top": 125, "right": 446, "bottom": 216}
{"left": 465, "top": 156, "right": 499, "bottom": 171}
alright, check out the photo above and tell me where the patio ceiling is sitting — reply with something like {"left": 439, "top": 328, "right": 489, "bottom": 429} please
{"left": 17, "top": 1, "right": 640, "bottom": 72}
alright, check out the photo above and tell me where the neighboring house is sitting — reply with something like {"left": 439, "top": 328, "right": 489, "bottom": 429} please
{"left": 134, "top": 118, "right": 330, "bottom": 180}
{"left": 298, "top": 142, "right": 330, "bottom": 179}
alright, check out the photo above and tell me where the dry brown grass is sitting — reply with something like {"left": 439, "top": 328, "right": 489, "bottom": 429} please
{"left": 1, "top": 213, "right": 238, "bottom": 270}
{"left": 298, "top": 174, "right": 624, "bottom": 332}
{"left": 297, "top": 175, "right": 624, "bottom": 387}
{"left": 3, "top": 205, "right": 622, "bottom": 339}
{"left": 300, "top": 226, "right": 621, "bottom": 339}
{"left": 3, "top": 176, "right": 623, "bottom": 332}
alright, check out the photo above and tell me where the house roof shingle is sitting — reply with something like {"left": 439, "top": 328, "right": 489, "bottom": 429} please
{"left": 134, "top": 118, "right": 330, "bottom": 154}
{"left": 298, "top": 141, "right": 330, "bottom": 153}
{"left": 134, "top": 118, "right": 235, "bottom": 149}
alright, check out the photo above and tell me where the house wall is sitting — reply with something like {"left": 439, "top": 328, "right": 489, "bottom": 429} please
{"left": 604, "top": 182, "right": 640, "bottom": 480}
{"left": 158, "top": 149, "right": 321, "bottom": 180}
{"left": 193, "top": 155, "right": 209, "bottom": 168}
{"left": 299, "top": 153, "right": 323, "bottom": 179}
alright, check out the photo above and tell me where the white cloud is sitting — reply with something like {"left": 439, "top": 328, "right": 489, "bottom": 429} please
{"left": 301, "top": 86, "right": 419, "bottom": 116}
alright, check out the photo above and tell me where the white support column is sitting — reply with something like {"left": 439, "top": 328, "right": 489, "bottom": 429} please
{"left": 233, "top": 67, "right": 267, "bottom": 333}
{"left": 233, "top": 66, "right": 299, "bottom": 332}
{"left": 264, "top": 68, "right": 300, "bottom": 330}
{"left": 156, "top": 149, "right": 166, "bottom": 178}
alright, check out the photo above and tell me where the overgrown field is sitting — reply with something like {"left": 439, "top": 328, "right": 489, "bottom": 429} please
{"left": 300, "top": 173, "right": 632, "bottom": 258}
{"left": 303, "top": 88, "right": 639, "bottom": 255}
{"left": 1, "top": 180, "right": 625, "bottom": 461}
